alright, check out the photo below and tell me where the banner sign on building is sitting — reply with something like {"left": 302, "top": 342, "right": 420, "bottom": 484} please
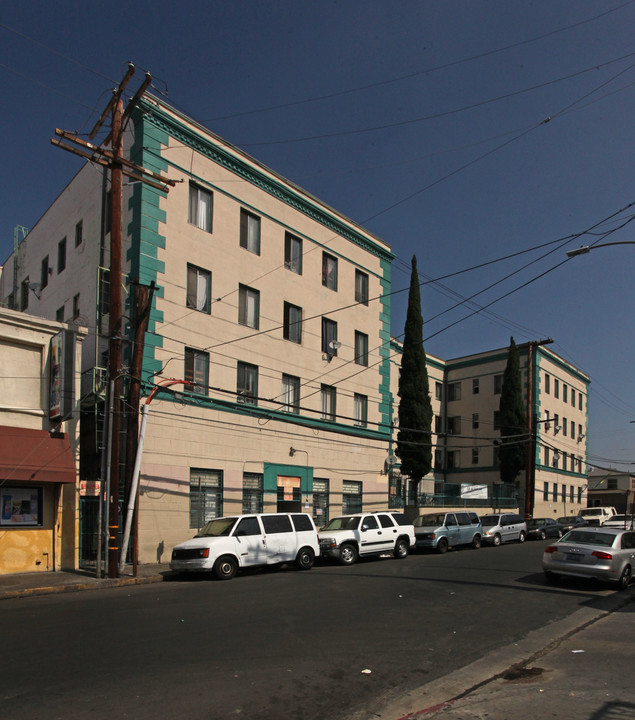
{"left": 49, "top": 330, "right": 75, "bottom": 421}
{"left": 461, "top": 483, "right": 488, "bottom": 500}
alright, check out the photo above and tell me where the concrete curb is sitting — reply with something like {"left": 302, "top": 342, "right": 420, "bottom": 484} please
{"left": 0, "top": 573, "right": 165, "bottom": 601}
{"left": 351, "top": 593, "right": 633, "bottom": 720}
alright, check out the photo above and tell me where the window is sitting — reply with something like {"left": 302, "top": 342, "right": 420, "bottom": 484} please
{"left": 190, "top": 468, "right": 222, "bottom": 529}
{"left": 447, "top": 382, "right": 461, "bottom": 401}
{"left": 571, "top": 420, "right": 575, "bottom": 439}
{"left": 434, "top": 449, "right": 444, "bottom": 470}
{"left": 563, "top": 384, "right": 568, "bottom": 403}
{"left": 554, "top": 378, "right": 559, "bottom": 399}
{"left": 322, "top": 252, "right": 338, "bottom": 290}
{"left": 472, "top": 378, "right": 480, "bottom": 394}
{"left": 544, "top": 373, "right": 550, "bottom": 394}
{"left": 354, "top": 331, "right": 368, "bottom": 366}
{"left": 188, "top": 183, "right": 212, "bottom": 232}
{"left": 238, "top": 284, "right": 260, "bottom": 329}
{"left": 544, "top": 447, "right": 550, "bottom": 465}
{"left": 355, "top": 270, "right": 369, "bottom": 305}
{"left": 472, "top": 448, "right": 479, "bottom": 465}
{"left": 447, "top": 450, "right": 460, "bottom": 469}
{"left": 186, "top": 264, "right": 211, "bottom": 313}
{"left": 493, "top": 411, "right": 500, "bottom": 431}
{"left": 283, "top": 302, "right": 302, "bottom": 344}
{"left": 56, "top": 306, "right": 64, "bottom": 322}
{"left": 435, "top": 382, "right": 443, "bottom": 401}
{"left": 20, "top": 278, "right": 29, "bottom": 311}
{"left": 237, "top": 362, "right": 258, "bottom": 405}
{"left": 562, "top": 417, "right": 567, "bottom": 437}
{"left": 313, "top": 478, "right": 329, "bottom": 525}
{"left": 73, "top": 293, "right": 80, "bottom": 319}
{"left": 554, "top": 413, "right": 559, "bottom": 432}
{"left": 544, "top": 410, "right": 551, "bottom": 431}
{"left": 578, "top": 424, "right": 583, "bottom": 440}
{"left": 342, "top": 480, "right": 362, "bottom": 514}
{"left": 472, "top": 413, "right": 479, "bottom": 429}
{"left": 354, "top": 393, "right": 368, "bottom": 427}
{"left": 242, "top": 472, "right": 263, "bottom": 514}
{"left": 284, "top": 232, "right": 302, "bottom": 274}
{"left": 543, "top": 482, "right": 549, "bottom": 501}
{"left": 321, "top": 384, "right": 336, "bottom": 421}
{"left": 184, "top": 348, "right": 209, "bottom": 395}
{"left": 571, "top": 388, "right": 576, "bottom": 407}
{"left": 434, "top": 415, "right": 443, "bottom": 434}
{"left": 57, "top": 237, "right": 66, "bottom": 274}
{"left": 322, "top": 317, "right": 338, "bottom": 355}
{"left": 579, "top": 394, "right": 583, "bottom": 411}
{"left": 494, "top": 374, "right": 503, "bottom": 394}
{"left": 75, "top": 220, "right": 83, "bottom": 247}
{"left": 281, "top": 374, "right": 300, "bottom": 413}
{"left": 447, "top": 416, "right": 461, "bottom": 434}
{"left": 239, "top": 209, "right": 260, "bottom": 254}
{"left": 41, "top": 256, "right": 49, "bottom": 290}
{"left": 578, "top": 486, "right": 583, "bottom": 503}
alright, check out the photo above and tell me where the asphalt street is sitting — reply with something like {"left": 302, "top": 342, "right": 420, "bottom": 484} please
{"left": 0, "top": 540, "right": 624, "bottom": 720}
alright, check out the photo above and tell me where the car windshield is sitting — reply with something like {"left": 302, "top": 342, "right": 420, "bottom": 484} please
{"left": 529, "top": 519, "right": 546, "bottom": 527}
{"left": 414, "top": 514, "right": 446, "bottom": 527}
{"left": 196, "top": 517, "right": 238, "bottom": 537}
{"left": 323, "top": 516, "right": 361, "bottom": 531}
{"left": 479, "top": 515, "right": 500, "bottom": 527}
{"left": 562, "top": 530, "right": 616, "bottom": 547}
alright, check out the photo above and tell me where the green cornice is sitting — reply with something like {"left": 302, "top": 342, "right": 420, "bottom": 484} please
{"left": 138, "top": 98, "right": 393, "bottom": 264}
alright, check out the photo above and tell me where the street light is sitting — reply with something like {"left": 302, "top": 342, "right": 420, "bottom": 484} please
{"left": 566, "top": 241, "right": 635, "bottom": 258}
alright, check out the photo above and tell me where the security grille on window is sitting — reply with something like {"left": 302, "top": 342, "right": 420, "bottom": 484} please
{"left": 312, "top": 478, "right": 329, "bottom": 524}
{"left": 283, "top": 302, "right": 302, "bottom": 344}
{"left": 190, "top": 468, "right": 222, "bottom": 529}
{"left": 354, "top": 393, "right": 367, "bottom": 427}
{"left": 186, "top": 264, "right": 211, "bottom": 313}
{"left": 184, "top": 348, "right": 209, "bottom": 395}
{"left": 322, "top": 317, "right": 338, "bottom": 355}
{"left": 240, "top": 209, "right": 260, "bottom": 255}
{"left": 354, "top": 331, "right": 368, "bottom": 366}
{"left": 238, "top": 285, "right": 260, "bottom": 329}
{"left": 281, "top": 374, "right": 300, "bottom": 413}
{"left": 321, "top": 384, "right": 336, "bottom": 421}
{"left": 284, "top": 233, "right": 302, "bottom": 274}
{"left": 355, "top": 270, "right": 369, "bottom": 305}
{"left": 242, "top": 473, "right": 263, "bottom": 514}
{"left": 188, "top": 183, "right": 213, "bottom": 232}
{"left": 237, "top": 362, "right": 258, "bottom": 405}
{"left": 322, "top": 252, "right": 338, "bottom": 290}
{"left": 342, "top": 480, "right": 362, "bottom": 514}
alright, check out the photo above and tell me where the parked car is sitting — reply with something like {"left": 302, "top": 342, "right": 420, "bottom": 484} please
{"left": 480, "top": 513, "right": 526, "bottom": 546}
{"left": 170, "top": 513, "right": 320, "bottom": 580}
{"left": 413, "top": 511, "right": 482, "bottom": 553}
{"left": 526, "top": 517, "right": 564, "bottom": 540}
{"left": 602, "top": 514, "right": 635, "bottom": 529}
{"left": 557, "top": 515, "right": 588, "bottom": 533}
{"left": 578, "top": 507, "right": 617, "bottom": 526}
{"left": 543, "top": 527, "right": 635, "bottom": 590}
{"left": 319, "top": 511, "right": 416, "bottom": 565}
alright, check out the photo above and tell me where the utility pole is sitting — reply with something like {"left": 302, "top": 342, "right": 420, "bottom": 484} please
{"left": 51, "top": 63, "right": 175, "bottom": 577}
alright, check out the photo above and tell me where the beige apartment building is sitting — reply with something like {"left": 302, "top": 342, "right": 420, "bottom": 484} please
{"left": 1, "top": 95, "right": 395, "bottom": 567}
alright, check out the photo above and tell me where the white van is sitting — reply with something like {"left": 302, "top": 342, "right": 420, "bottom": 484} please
{"left": 170, "top": 513, "right": 320, "bottom": 580}
{"left": 579, "top": 507, "right": 617, "bottom": 526}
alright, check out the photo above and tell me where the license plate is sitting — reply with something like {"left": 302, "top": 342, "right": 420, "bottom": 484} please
{"left": 566, "top": 553, "right": 582, "bottom": 562}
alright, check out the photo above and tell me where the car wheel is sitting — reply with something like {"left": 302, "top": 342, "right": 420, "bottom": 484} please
{"left": 518, "top": 531, "right": 526, "bottom": 543}
{"left": 472, "top": 534, "right": 481, "bottom": 549}
{"left": 339, "top": 543, "right": 358, "bottom": 566}
{"left": 540, "top": 530, "right": 547, "bottom": 541}
{"left": 214, "top": 555, "right": 238, "bottom": 581}
{"left": 394, "top": 539, "right": 409, "bottom": 559}
{"left": 295, "top": 547, "right": 315, "bottom": 570}
{"left": 544, "top": 570, "right": 558, "bottom": 583}
{"left": 618, "top": 565, "right": 632, "bottom": 591}
{"left": 437, "top": 538, "right": 449, "bottom": 554}
{"left": 492, "top": 534, "right": 501, "bottom": 547}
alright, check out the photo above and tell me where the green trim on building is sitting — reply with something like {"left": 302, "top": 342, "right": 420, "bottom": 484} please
{"left": 263, "top": 463, "right": 314, "bottom": 494}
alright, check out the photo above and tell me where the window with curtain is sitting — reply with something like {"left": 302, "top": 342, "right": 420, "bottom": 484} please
{"left": 237, "top": 361, "right": 258, "bottom": 405}
{"left": 322, "top": 252, "right": 338, "bottom": 290}
{"left": 240, "top": 209, "right": 261, "bottom": 254}
{"left": 238, "top": 284, "right": 260, "bottom": 329}
{"left": 355, "top": 270, "right": 369, "bottom": 305}
{"left": 184, "top": 348, "right": 209, "bottom": 395}
{"left": 354, "top": 393, "right": 367, "bottom": 427}
{"left": 321, "top": 384, "right": 336, "bottom": 421}
{"left": 188, "top": 183, "right": 213, "bottom": 232}
{"left": 321, "top": 317, "right": 338, "bottom": 355}
{"left": 284, "top": 232, "right": 302, "bottom": 274}
{"left": 283, "top": 302, "right": 302, "bottom": 343}
{"left": 186, "top": 264, "right": 211, "bottom": 313}
{"left": 354, "top": 331, "right": 368, "bottom": 366}
{"left": 281, "top": 374, "right": 300, "bottom": 413}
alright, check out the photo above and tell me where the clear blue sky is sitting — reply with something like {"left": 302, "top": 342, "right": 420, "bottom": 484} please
{"left": 1, "top": 1, "right": 634, "bottom": 468}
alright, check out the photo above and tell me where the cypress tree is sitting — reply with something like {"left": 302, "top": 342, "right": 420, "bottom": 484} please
{"left": 498, "top": 337, "right": 527, "bottom": 483}
{"left": 396, "top": 255, "right": 432, "bottom": 504}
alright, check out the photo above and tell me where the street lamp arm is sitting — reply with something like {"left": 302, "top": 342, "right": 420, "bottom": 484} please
{"left": 567, "top": 241, "right": 635, "bottom": 258}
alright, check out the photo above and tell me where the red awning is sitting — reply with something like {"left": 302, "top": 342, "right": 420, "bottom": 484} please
{"left": 0, "top": 426, "right": 76, "bottom": 483}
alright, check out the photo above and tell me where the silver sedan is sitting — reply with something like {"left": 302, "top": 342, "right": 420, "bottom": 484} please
{"left": 542, "top": 528, "right": 635, "bottom": 590}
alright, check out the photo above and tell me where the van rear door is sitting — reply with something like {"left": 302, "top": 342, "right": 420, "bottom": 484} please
{"left": 261, "top": 514, "right": 295, "bottom": 563}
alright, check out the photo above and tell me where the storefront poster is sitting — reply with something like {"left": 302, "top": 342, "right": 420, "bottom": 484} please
{"left": 1, "top": 487, "right": 43, "bottom": 526}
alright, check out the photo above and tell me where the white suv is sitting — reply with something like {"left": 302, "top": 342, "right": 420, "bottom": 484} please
{"left": 319, "top": 511, "right": 416, "bottom": 565}
{"left": 170, "top": 513, "right": 320, "bottom": 580}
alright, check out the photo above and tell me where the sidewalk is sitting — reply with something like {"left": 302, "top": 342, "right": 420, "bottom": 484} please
{"left": 364, "top": 590, "right": 635, "bottom": 720}
{"left": 0, "top": 563, "right": 171, "bottom": 600}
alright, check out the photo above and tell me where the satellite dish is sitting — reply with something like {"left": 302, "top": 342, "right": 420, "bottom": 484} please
{"left": 329, "top": 340, "right": 342, "bottom": 351}
{"left": 386, "top": 454, "right": 398, "bottom": 466}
